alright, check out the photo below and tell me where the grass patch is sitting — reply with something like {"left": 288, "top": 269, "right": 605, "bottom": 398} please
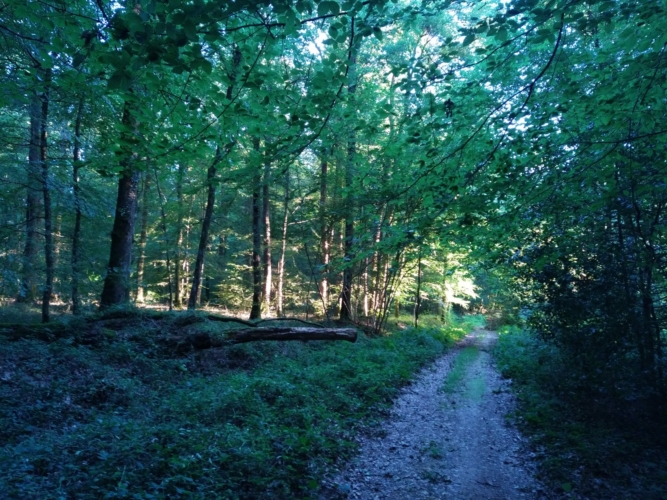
{"left": 0, "top": 311, "right": 473, "bottom": 499}
{"left": 494, "top": 326, "right": 667, "bottom": 500}
{"left": 442, "top": 346, "right": 479, "bottom": 394}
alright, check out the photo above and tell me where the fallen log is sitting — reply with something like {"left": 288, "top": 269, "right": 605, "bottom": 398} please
{"left": 228, "top": 327, "right": 357, "bottom": 344}
{"left": 179, "top": 327, "right": 357, "bottom": 351}
{"left": 254, "top": 317, "right": 324, "bottom": 328}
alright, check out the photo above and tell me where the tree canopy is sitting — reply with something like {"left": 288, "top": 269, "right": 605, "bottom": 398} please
{"left": 1, "top": 0, "right": 665, "bottom": 402}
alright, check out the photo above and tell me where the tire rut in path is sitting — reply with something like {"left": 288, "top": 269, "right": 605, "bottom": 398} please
{"left": 320, "top": 329, "right": 546, "bottom": 500}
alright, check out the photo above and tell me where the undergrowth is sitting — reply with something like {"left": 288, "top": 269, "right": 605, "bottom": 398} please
{"left": 494, "top": 326, "right": 667, "bottom": 500}
{"left": 0, "top": 311, "right": 471, "bottom": 499}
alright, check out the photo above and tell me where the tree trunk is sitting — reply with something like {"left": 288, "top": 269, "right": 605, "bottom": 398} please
{"left": 263, "top": 159, "right": 272, "bottom": 312}
{"left": 229, "top": 327, "right": 357, "bottom": 345}
{"left": 320, "top": 159, "right": 330, "bottom": 309}
{"left": 188, "top": 151, "right": 219, "bottom": 310}
{"left": 441, "top": 255, "right": 449, "bottom": 323}
{"left": 276, "top": 167, "right": 290, "bottom": 317}
{"left": 100, "top": 101, "right": 140, "bottom": 309}
{"left": 18, "top": 93, "right": 42, "bottom": 303}
{"left": 40, "top": 74, "right": 52, "bottom": 323}
{"left": 71, "top": 98, "right": 84, "bottom": 314}
{"left": 340, "top": 25, "right": 358, "bottom": 321}
{"left": 136, "top": 172, "right": 150, "bottom": 304}
{"left": 414, "top": 247, "right": 422, "bottom": 328}
{"left": 250, "top": 138, "right": 263, "bottom": 320}
{"left": 154, "top": 170, "right": 174, "bottom": 310}
{"left": 174, "top": 163, "right": 185, "bottom": 308}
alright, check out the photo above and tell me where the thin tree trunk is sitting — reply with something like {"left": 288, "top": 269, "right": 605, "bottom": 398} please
{"left": 100, "top": 101, "right": 140, "bottom": 309}
{"left": 40, "top": 74, "right": 52, "bottom": 323}
{"left": 71, "top": 98, "right": 84, "bottom": 315}
{"left": 320, "top": 160, "right": 330, "bottom": 309}
{"left": 414, "top": 247, "right": 422, "bottom": 328}
{"left": 136, "top": 172, "right": 150, "bottom": 304}
{"left": 363, "top": 256, "right": 369, "bottom": 317}
{"left": 18, "top": 93, "right": 42, "bottom": 303}
{"left": 340, "top": 22, "right": 357, "bottom": 321}
{"left": 440, "top": 255, "right": 447, "bottom": 322}
{"left": 250, "top": 138, "right": 262, "bottom": 320}
{"left": 263, "top": 159, "right": 272, "bottom": 312}
{"left": 188, "top": 150, "right": 220, "bottom": 310}
{"left": 53, "top": 213, "right": 61, "bottom": 301}
{"left": 174, "top": 163, "right": 184, "bottom": 308}
{"left": 154, "top": 170, "right": 173, "bottom": 310}
{"left": 276, "top": 167, "right": 290, "bottom": 317}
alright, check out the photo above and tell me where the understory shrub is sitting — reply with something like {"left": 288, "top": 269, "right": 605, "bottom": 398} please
{"left": 0, "top": 314, "right": 469, "bottom": 499}
{"left": 495, "top": 326, "right": 667, "bottom": 500}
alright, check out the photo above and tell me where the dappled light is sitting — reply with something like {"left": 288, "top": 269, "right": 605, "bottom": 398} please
{"left": 0, "top": 0, "right": 665, "bottom": 498}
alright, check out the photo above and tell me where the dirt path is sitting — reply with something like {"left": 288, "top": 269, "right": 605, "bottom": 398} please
{"left": 320, "top": 329, "right": 546, "bottom": 500}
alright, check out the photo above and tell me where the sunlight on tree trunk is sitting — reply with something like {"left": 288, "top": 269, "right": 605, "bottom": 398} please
{"left": 136, "top": 173, "right": 150, "bottom": 304}
{"left": 276, "top": 167, "right": 289, "bottom": 317}
{"left": 263, "top": 159, "right": 272, "bottom": 313}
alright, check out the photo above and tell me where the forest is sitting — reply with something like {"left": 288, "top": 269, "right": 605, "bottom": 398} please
{"left": 0, "top": 0, "right": 666, "bottom": 498}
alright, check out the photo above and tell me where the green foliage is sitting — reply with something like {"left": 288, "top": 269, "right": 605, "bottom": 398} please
{"left": 0, "top": 314, "right": 473, "bottom": 499}
{"left": 495, "top": 326, "right": 667, "bottom": 499}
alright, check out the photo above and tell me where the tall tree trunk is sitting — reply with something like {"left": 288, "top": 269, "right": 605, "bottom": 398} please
{"left": 319, "top": 160, "right": 330, "bottom": 309}
{"left": 100, "top": 102, "right": 140, "bottom": 309}
{"left": 188, "top": 150, "right": 220, "bottom": 310}
{"left": 53, "top": 213, "right": 61, "bottom": 301}
{"left": 363, "top": 256, "right": 369, "bottom": 317}
{"left": 71, "top": 98, "right": 84, "bottom": 314}
{"left": 250, "top": 139, "right": 263, "bottom": 320}
{"left": 154, "top": 170, "right": 174, "bottom": 310}
{"left": 18, "top": 93, "right": 42, "bottom": 303}
{"left": 263, "top": 160, "right": 272, "bottom": 312}
{"left": 340, "top": 24, "right": 358, "bottom": 321}
{"left": 40, "top": 74, "right": 52, "bottom": 323}
{"left": 414, "top": 247, "right": 422, "bottom": 328}
{"left": 174, "top": 163, "right": 185, "bottom": 308}
{"left": 276, "top": 167, "right": 290, "bottom": 317}
{"left": 136, "top": 172, "right": 151, "bottom": 304}
{"left": 441, "top": 255, "right": 449, "bottom": 323}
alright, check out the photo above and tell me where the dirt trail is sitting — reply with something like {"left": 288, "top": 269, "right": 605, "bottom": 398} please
{"left": 321, "top": 329, "right": 546, "bottom": 500}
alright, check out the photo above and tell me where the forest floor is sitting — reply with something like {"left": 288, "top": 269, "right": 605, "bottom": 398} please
{"left": 320, "top": 329, "right": 547, "bottom": 500}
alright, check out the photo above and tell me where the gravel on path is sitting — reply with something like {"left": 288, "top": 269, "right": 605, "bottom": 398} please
{"left": 320, "top": 329, "right": 548, "bottom": 500}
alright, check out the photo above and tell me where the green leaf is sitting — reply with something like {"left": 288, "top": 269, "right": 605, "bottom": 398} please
{"left": 107, "top": 70, "right": 131, "bottom": 90}
{"left": 318, "top": 1, "right": 340, "bottom": 17}
{"left": 373, "top": 26, "right": 383, "bottom": 41}
{"left": 72, "top": 53, "right": 86, "bottom": 68}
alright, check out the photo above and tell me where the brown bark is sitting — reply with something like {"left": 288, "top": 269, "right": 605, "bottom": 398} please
{"left": 250, "top": 139, "right": 263, "bottom": 320}
{"left": 154, "top": 170, "right": 173, "bottom": 310}
{"left": 174, "top": 163, "right": 185, "bottom": 308}
{"left": 340, "top": 33, "right": 357, "bottom": 321}
{"left": 18, "top": 93, "right": 42, "bottom": 303}
{"left": 276, "top": 167, "right": 290, "bottom": 317}
{"left": 188, "top": 150, "right": 220, "bottom": 310}
{"left": 100, "top": 101, "right": 140, "bottom": 309}
{"left": 136, "top": 172, "right": 150, "bottom": 304}
{"left": 71, "top": 98, "right": 84, "bottom": 314}
{"left": 40, "top": 73, "right": 53, "bottom": 323}
{"left": 414, "top": 247, "right": 422, "bottom": 328}
{"left": 229, "top": 327, "right": 357, "bottom": 344}
{"left": 319, "top": 160, "right": 330, "bottom": 309}
{"left": 262, "top": 160, "right": 272, "bottom": 311}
